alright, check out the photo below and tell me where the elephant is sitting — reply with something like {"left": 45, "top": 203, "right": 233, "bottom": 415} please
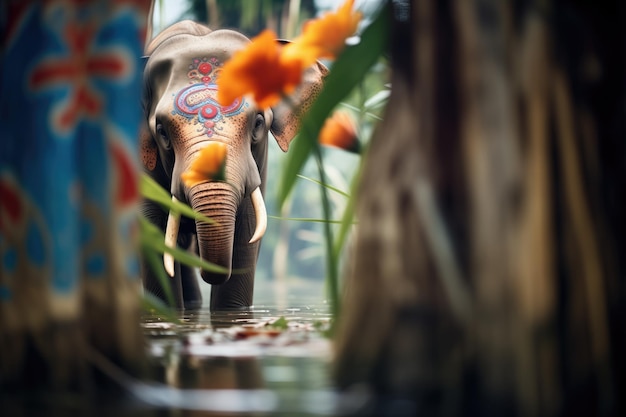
{"left": 139, "top": 20, "right": 327, "bottom": 310}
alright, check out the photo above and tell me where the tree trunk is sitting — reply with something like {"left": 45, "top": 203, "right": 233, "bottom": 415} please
{"left": 335, "top": 1, "right": 625, "bottom": 416}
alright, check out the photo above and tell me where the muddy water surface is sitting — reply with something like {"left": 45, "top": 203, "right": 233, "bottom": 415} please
{"left": 5, "top": 283, "right": 376, "bottom": 416}
{"left": 139, "top": 301, "right": 349, "bottom": 416}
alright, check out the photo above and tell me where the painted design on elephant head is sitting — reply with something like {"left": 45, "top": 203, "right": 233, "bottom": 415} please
{"left": 172, "top": 57, "right": 247, "bottom": 138}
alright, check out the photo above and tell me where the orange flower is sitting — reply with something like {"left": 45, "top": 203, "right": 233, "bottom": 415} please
{"left": 284, "top": 0, "right": 362, "bottom": 66}
{"left": 181, "top": 142, "right": 227, "bottom": 188}
{"left": 217, "top": 30, "right": 304, "bottom": 109}
{"left": 319, "top": 111, "right": 359, "bottom": 153}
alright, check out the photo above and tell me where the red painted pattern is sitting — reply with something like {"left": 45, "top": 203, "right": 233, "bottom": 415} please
{"left": 109, "top": 141, "right": 138, "bottom": 207}
{"left": 28, "top": 20, "right": 128, "bottom": 132}
{"left": 0, "top": 180, "right": 23, "bottom": 232}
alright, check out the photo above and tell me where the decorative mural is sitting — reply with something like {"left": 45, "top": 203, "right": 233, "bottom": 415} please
{"left": 0, "top": 0, "right": 150, "bottom": 328}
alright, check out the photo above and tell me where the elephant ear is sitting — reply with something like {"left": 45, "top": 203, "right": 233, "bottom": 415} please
{"left": 270, "top": 44, "right": 329, "bottom": 152}
{"left": 139, "top": 119, "right": 158, "bottom": 171}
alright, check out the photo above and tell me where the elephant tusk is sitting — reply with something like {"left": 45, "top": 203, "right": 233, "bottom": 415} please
{"left": 249, "top": 187, "right": 267, "bottom": 244}
{"left": 163, "top": 196, "right": 181, "bottom": 277}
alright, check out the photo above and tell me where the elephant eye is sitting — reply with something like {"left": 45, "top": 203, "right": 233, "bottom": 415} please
{"left": 251, "top": 113, "right": 266, "bottom": 143}
{"left": 156, "top": 123, "right": 171, "bottom": 150}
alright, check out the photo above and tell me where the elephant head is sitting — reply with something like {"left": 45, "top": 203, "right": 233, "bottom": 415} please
{"left": 139, "top": 21, "right": 327, "bottom": 310}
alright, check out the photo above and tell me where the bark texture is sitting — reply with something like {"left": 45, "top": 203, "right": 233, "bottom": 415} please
{"left": 335, "top": 1, "right": 625, "bottom": 416}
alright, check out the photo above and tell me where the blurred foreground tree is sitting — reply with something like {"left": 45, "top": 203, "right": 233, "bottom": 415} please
{"left": 335, "top": 1, "right": 625, "bottom": 416}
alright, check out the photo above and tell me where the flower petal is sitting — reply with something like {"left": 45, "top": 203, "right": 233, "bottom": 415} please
{"left": 319, "top": 111, "right": 359, "bottom": 153}
{"left": 182, "top": 142, "right": 228, "bottom": 188}
{"left": 217, "top": 30, "right": 305, "bottom": 109}
{"left": 287, "top": 0, "right": 362, "bottom": 66}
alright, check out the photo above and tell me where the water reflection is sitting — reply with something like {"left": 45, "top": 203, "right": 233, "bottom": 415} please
{"left": 140, "top": 304, "right": 339, "bottom": 416}
{"left": 3, "top": 304, "right": 381, "bottom": 416}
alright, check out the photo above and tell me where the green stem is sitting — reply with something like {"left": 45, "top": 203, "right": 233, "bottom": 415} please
{"left": 312, "top": 144, "right": 340, "bottom": 321}
{"left": 281, "top": 93, "right": 340, "bottom": 322}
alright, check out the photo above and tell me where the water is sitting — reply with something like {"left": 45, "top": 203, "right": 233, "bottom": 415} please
{"left": 137, "top": 302, "right": 348, "bottom": 416}
{"left": 4, "top": 280, "right": 378, "bottom": 416}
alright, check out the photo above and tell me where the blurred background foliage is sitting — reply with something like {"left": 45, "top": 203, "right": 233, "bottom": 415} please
{"left": 181, "top": 0, "right": 317, "bottom": 38}
{"left": 147, "top": 0, "right": 389, "bottom": 305}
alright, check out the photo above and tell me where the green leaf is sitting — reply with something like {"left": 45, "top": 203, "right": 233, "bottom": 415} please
{"left": 339, "top": 102, "right": 384, "bottom": 121}
{"left": 363, "top": 89, "right": 391, "bottom": 111}
{"left": 141, "top": 292, "right": 181, "bottom": 324}
{"left": 333, "top": 160, "right": 362, "bottom": 257}
{"left": 313, "top": 319, "right": 333, "bottom": 339}
{"left": 138, "top": 216, "right": 230, "bottom": 274}
{"left": 140, "top": 174, "right": 216, "bottom": 225}
{"left": 142, "top": 244, "right": 176, "bottom": 307}
{"left": 297, "top": 174, "right": 350, "bottom": 198}
{"left": 268, "top": 316, "right": 289, "bottom": 330}
{"left": 277, "top": 4, "right": 390, "bottom": 208}
{"left": 268, "top": 215, "right": 346, "bottom": 224}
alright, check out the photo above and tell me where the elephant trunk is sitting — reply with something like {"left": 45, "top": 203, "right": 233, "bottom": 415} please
{"left": 161, "top": 148, "right": 268, "bottom": 284}
{"left": 190, "top": 182, "right": 238, "bottom": 285}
